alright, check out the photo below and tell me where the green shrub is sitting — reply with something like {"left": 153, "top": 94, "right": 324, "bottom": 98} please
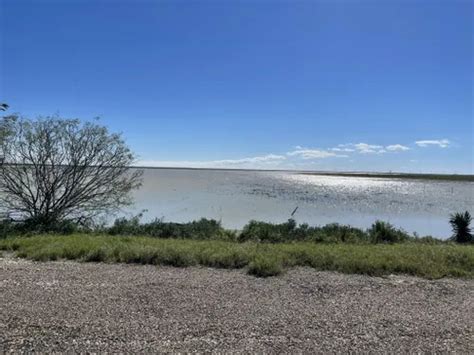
{"left": 2, "top": 213, "right": 444, "bottom": 246}
{"left": 0, "top": 220, "right": 14, "bottom": 239}
{"left": 247, "top": 254, "right": 283, "bottom": 277}
{"left": 368, "top": 220, "right": 410, "bottom": 243}
{"left": 239, "top": 220, "right": 288, "bottom": 243}
{"left": 198, "top": 247, "right": 250, "bottom": 268}
{"left": 449, "top": 211, "right": 473, "bottom": 244}
{"left": 84, "top": 248, "right": 108, "bottom": 262}
{"left": 107, "top": 214, "right": 143, "bottom": 235}
{"left": 0, "top": 217, "right": 84, "bottom": 237}
{"left": 239, "top": 219, "right": 370, "bottom": 244}
{"left": 318, "top": 223, "right": 369, "bottom": 243}
{"left": 107, "top": 216, "right": 234, "bottom": 240}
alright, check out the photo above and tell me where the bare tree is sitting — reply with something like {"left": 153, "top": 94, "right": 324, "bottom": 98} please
{"left": 0, "top": 115, "right": 143, "bottom": 226}
{"left": 0, "top": 103, "right": 8, "bottom": 165}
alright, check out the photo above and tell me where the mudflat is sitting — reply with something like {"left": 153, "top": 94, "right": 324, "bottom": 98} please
{"left": 0, "top": 256, "right": 472, "bottom": 353}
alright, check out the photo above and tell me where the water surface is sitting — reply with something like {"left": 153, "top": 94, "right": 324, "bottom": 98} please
{"left": 126, "top": 168, "right": 474, "bottom": 238}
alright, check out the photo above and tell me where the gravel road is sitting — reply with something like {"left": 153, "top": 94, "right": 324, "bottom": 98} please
{"left": 1, "top": 255, "right": 473, "bottom": 353}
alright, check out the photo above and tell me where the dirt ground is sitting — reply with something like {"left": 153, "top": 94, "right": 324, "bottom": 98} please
{"left": 1, "top": 256, "right": 473, "bottom": 352}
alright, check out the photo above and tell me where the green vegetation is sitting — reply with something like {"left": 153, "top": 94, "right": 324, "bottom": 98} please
{"left": 0, "top": 214, "right": 462, "bottom": 245}
{"left": 368, "top": 220, "right": 410, "bottom": 243}
{"left": 247, "top": 254, "right": 284, "bottom": 277}
{"left": 239, "top": 219, "right": 370, "bottom": 243}
{"left": 0, "top": 216, "right": 445, "bottom": 244}
{"left": 1, "top": 212, "right": 471, "bottom": 278}
{"left": 107, "top": 215, "right": 236, "bottom": 240}
{"left": 1, "top": 234, "right": 472, "bottom": 279}
{"left": 449, "top": 211, "right": 473, "bottom": 244}
{"left": 238, "top": 219, "right": 420, "bottom": 244}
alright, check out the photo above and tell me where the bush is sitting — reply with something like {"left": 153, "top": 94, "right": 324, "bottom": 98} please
{"left": 368, "top": 220, "right": 410, "bottom": 244}
{"left": 0, "top": 220, "right": 14, "bottom": 239}
{"left": 2, "top": 213, "right": 440, "bottom": 245}
{"left": 0, "top": 217, "right": 86, "bottom": 238}
{"left": 449, "top": 211, "right": 473, "bottom": 244}
{"left": 23, "top": 218, "right": 81, "bottom": 235}
{"left": 107, "top": 215, "right": 235, "bottom": 241}
{"left": 247, "top": 254, "right": 283, "bottom": 277}
{"left": 107, "top": 214, "right": 143, "bottom": 235}
{"left": 318, "top": 223, "right": 369, "bottom": 243}
{"left": 239, "top": 219, "right": 370, "bottom": 244}
{"left": 239, "top": 220, "right": 290, "bottom": 243}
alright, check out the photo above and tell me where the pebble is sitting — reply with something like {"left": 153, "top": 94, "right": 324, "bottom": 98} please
{"left": 0, "top": 257, "right": 472, "bottom": 352}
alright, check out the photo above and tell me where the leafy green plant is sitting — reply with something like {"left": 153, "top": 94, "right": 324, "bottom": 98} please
{"left": 449, "top": 211, "right": 473, "bottom": 244}
{"left": 239, "top": 219, "right": 371, "bottom": 243}
{"left": 239, "top": 220, "right": 290, "bottom": 243}
{"left": 107, "top": 215, "right": 235, "bottom": 240}
{"left": 368, "top": 220, "right": 410, "bottom": 244}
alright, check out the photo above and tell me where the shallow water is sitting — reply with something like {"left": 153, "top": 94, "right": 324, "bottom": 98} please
{"left": 125, "top": 168, "right": 474, "bottom": 238}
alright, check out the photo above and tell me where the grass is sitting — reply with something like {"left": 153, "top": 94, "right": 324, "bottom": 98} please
{"left": 1, "top": 234, "right": 472, "bottom": 278}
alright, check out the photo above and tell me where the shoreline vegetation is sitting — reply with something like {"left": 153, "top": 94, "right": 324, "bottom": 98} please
{"left": 1, "top": 217, "right": 472, "bottom": 278}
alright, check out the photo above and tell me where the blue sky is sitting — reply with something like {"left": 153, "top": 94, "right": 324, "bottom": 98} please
{"left": 1, "top": 0, "right": 472, "bottom": 173}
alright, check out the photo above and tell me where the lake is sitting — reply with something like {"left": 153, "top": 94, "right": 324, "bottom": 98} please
{"left": 126, "top": 168, "right": 474, "bottom": 238}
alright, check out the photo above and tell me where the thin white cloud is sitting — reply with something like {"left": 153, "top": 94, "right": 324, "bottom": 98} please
{"left": 415, "top": 139, "right": 450, "bottom": 148}
{"left": 136, "top": 154, "right": 286, "bottom": 169}
{"left": 287, "top": 149, "right": 348, "bottom": 159}
{"left": 216, "top": 154, "right": 286, "bottom": 164}
{"left": 337, "top": 143, "right": 409, "bottom": 154}
{"left": 329, "top": 147, "right": 355, "bottom": 152}
{"left": 353, "top": 143, "right": 385, "bottom": 154}
{"left": 386, "top": 144, "right": 410, "bottom": 152}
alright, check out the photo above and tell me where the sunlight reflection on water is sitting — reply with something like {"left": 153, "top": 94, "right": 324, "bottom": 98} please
{"left": 125, "top": 169, "right": 474, "bottom": 238}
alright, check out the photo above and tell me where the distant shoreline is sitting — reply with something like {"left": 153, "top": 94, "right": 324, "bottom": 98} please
{"left": 3, "top": 163, "right": 473, "bottom": 182}
{"left": 134, "top": 165, "right": 474, "bottom": 182}
{"left": 299, "top": 171, "right": 474, "bottom": 182}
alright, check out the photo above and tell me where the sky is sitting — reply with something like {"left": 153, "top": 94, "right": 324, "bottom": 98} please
{"left": 0, "top": 0, "right": 472, "bottom": 173}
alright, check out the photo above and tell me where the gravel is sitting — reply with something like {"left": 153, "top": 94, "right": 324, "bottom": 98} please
{"left": 0, "top": 255, "right": 473, "bottom": 353}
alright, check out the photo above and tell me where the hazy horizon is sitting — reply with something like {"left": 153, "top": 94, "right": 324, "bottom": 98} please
{"left": 130, "top": 164, "right": 474, "bottom": 176}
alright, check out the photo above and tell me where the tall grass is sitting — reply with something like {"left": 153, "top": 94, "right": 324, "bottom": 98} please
{"left": 1, "top": 234, "right": 472, "bottom": 278}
